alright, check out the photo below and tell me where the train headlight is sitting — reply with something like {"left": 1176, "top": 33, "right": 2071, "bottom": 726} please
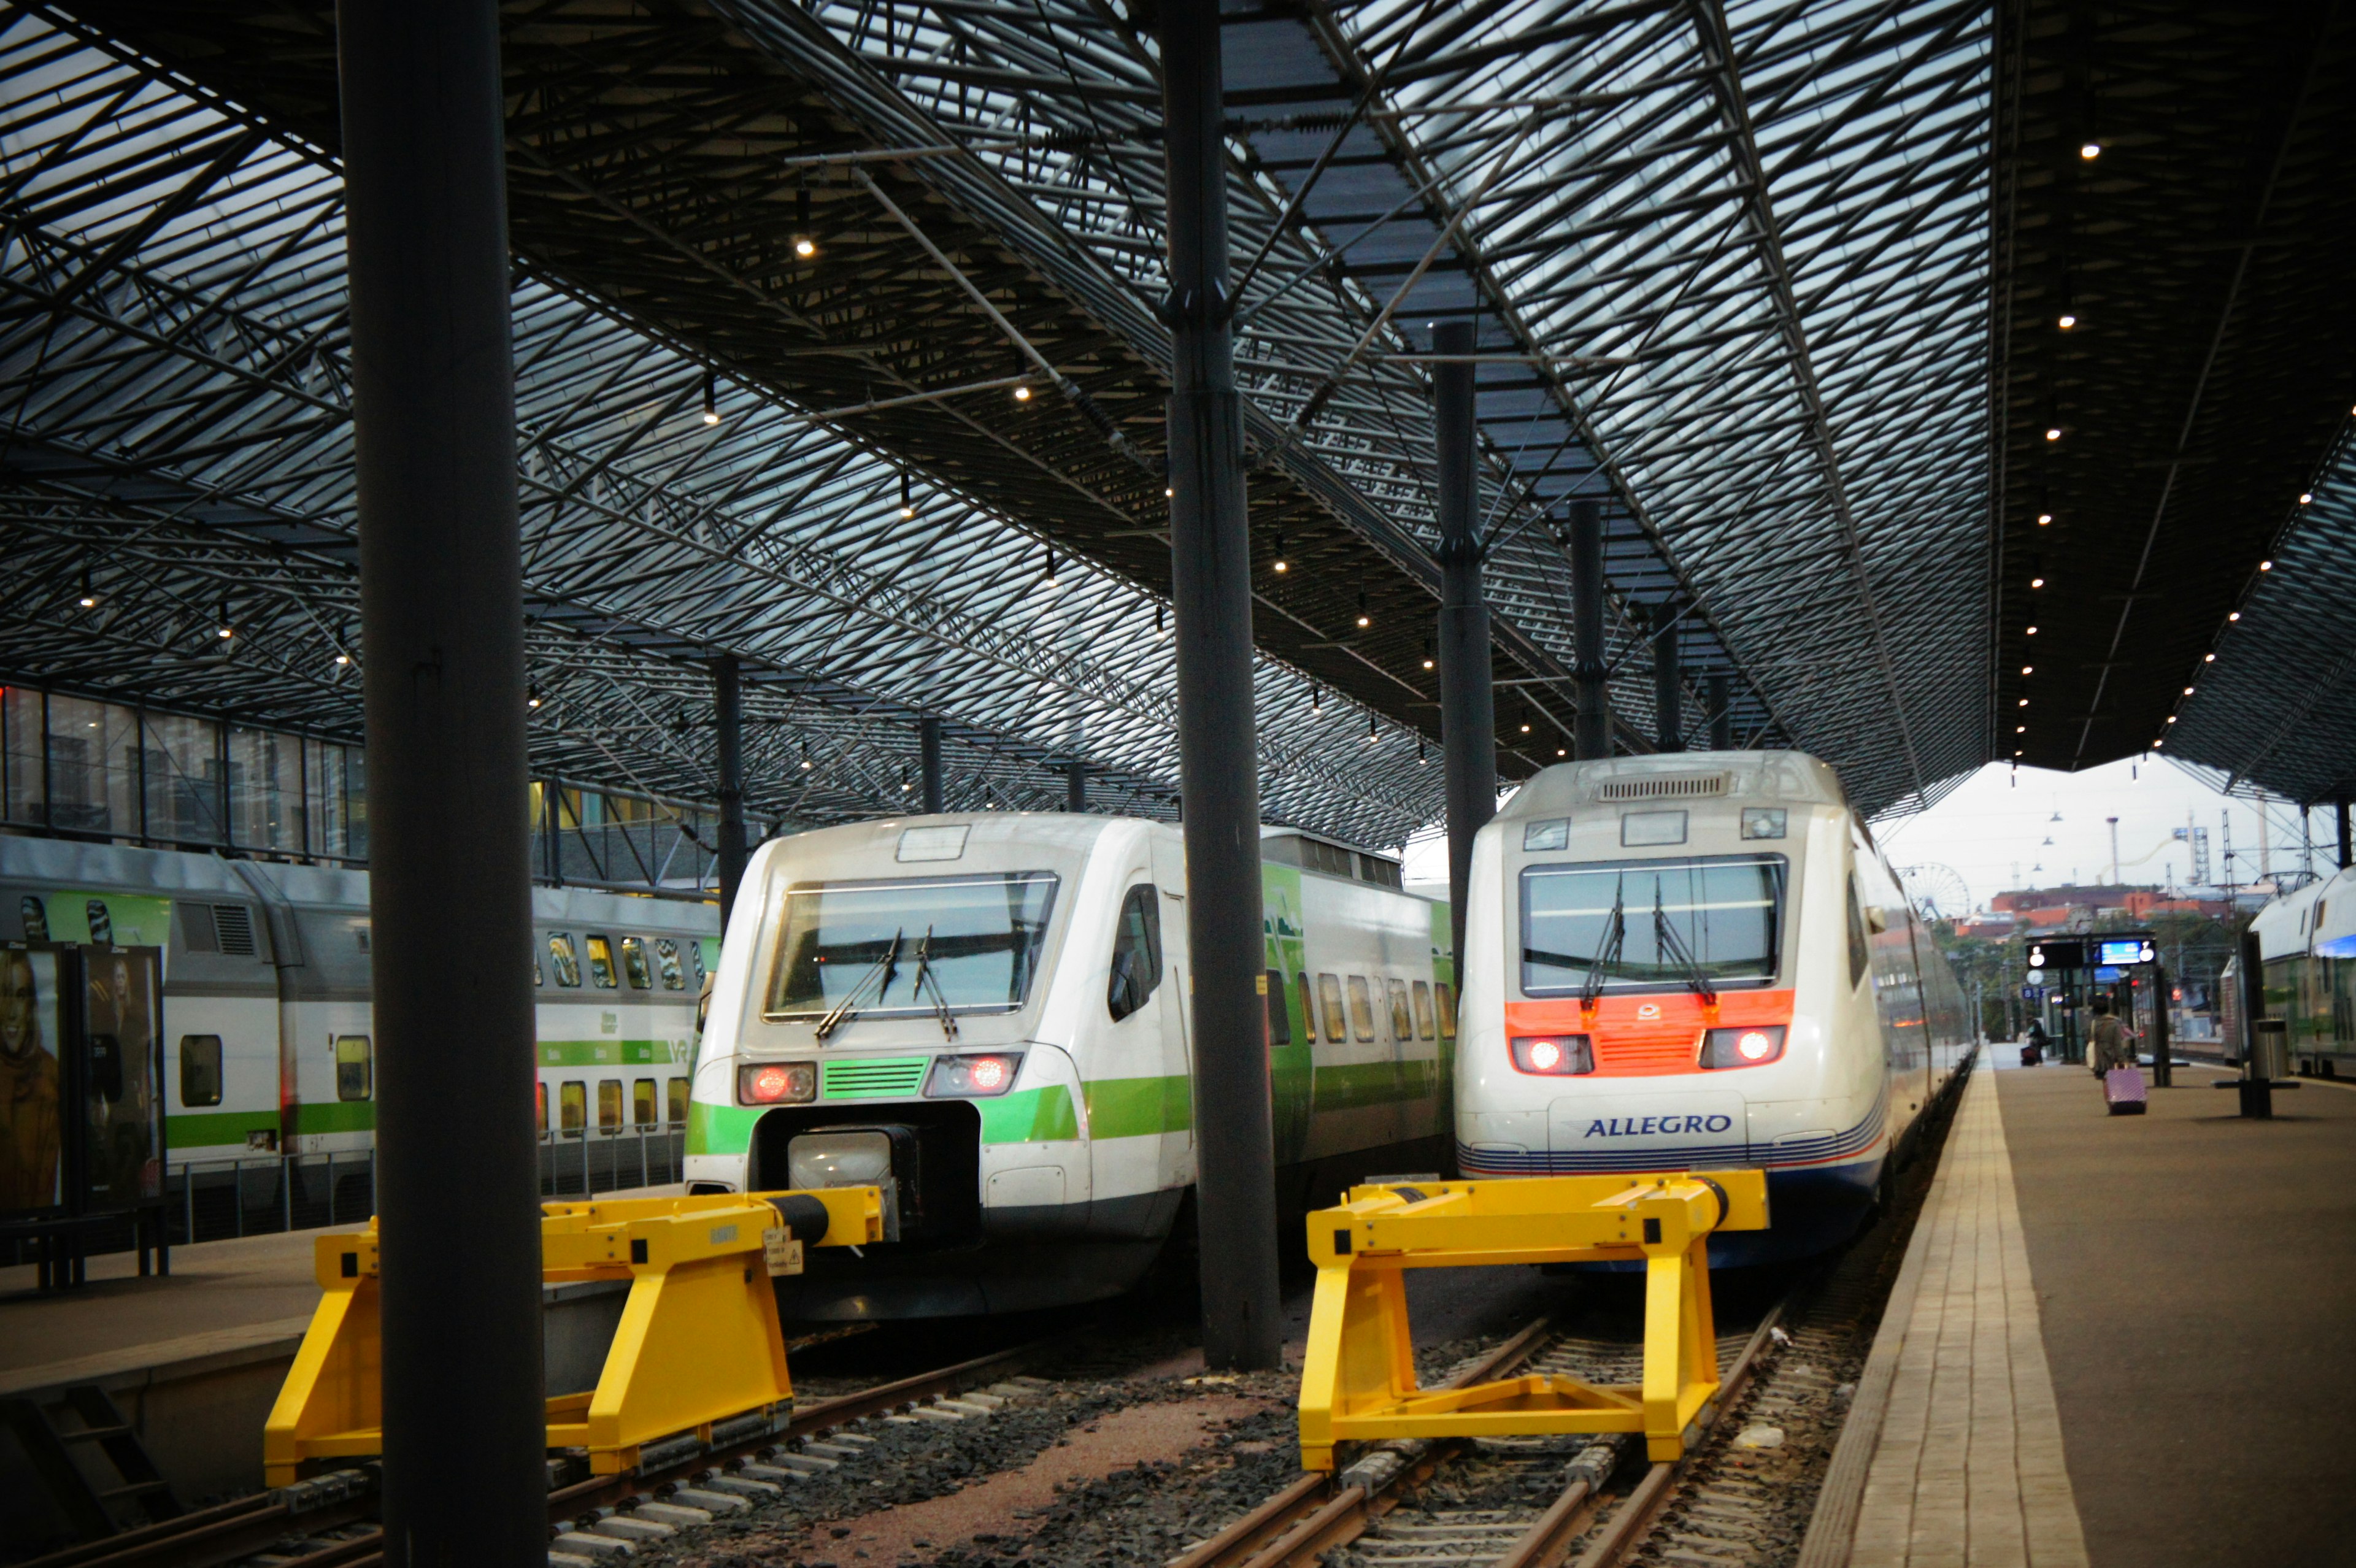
{"left": 1510, "top": 1035, "right": 1593, "bottom": 1075}
{"left": 1700, "top": 1026, "right": 1786, "bottom": 1069}
{"left": 739, "top": 1061, "right": 817, "bottom": 1105}
{"left": 925, "top": 1052, "right": 1023, "bottom": 1097}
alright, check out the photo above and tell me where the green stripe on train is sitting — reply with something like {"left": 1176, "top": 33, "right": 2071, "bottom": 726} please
{"left": 979, "top": 1085, "right": 1079, "bottom": 1143}
{"left": 1083, "top": 1075, "right": 1192, "bottom": 1139}
{"left": 166, "top": 1110, "right": 281, "bottom": 1147}
{"left": 687, "top": 1099, "right": 760, "bottom": 1158}
{"left": 537, "top": 1039, "right": 691, "bottom": 1067}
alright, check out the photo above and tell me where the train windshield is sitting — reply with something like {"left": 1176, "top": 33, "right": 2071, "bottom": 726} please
{"left": 765, "top": 871, "right": 1060, "bottom": 1019}
{"left": 1520, "top": 855, "right": 1785, "bottom": 996}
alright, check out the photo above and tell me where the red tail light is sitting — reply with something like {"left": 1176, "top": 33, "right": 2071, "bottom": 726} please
{"left": 738, "top": 1061, "right": 816, "bottom": 1104}
{"left": 926, "top": 1052, "right": 1023, "bottom": 1097}
{"left": 1510, "top": 1035, "right": 1594, "bottom": 1075}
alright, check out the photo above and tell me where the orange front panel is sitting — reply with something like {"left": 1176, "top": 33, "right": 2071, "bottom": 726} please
{"left": 1503, "top": 991, "right": 1795, "bottom": 1077}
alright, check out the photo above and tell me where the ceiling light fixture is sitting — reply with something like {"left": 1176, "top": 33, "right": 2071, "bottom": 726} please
{"left": 2228, "top": 611, "right": 2241, "bottom": 621}
{"left": 701, "top": 371, "right": 719, "bottom": 425}
{"left": 1013, "top": 385, "right": 1032, "bottom": 402}
{"left": 2027, "top": 625, "right": 2039, "bottom": 635}
{"left": 2037, "top": 512, "right": 2052, "bottom": 525}
{"left": 2031, "top": 576, "right": 2045, "bottom": 588}
{"left": 2080, "top": 141, "right": 2101, "bottom": 159}
{"left": 2184, "top": 686, "right": 2195, "bottom": 695}
{"left": 899, "top": 474, "right": 915, "bottom": 519}
{"left": 2021, "top": 665, "right": 2034, "bottom": 675}
{"left": 2045, "top": 426, "right": 2063, "bottom": 442}
{"left": 2058, "top": 313, "right": 2077, "bottom": 329}
{"left": 2299, "top": 492, "right": 2313, "bottom": 505}
{"left": 335, "top": 653, "right": 351, "bottom": 667}
{"left": 2204, "top": 653, "right": 2216, "bottom": 662}
{"left": 2260, "top": 559, "right": 2273, "bottom": 571}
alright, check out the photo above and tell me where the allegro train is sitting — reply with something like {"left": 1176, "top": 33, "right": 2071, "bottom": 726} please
{"left": 1454, "top": 751, "right": 1973, "bottom": 1262}
{"left": 684, "top": 812, "right": 1456, "bottom": 1318}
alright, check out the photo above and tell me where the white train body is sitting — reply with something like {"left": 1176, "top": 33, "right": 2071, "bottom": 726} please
{"left": 685, "top": 813, "right": 1455, "bottom": 1318}
{"left": 0, "top": 837, "right": 715, "bottom": 1167}
{"left": 1455, "top": 751, "right": 1971, "bottom": 1262}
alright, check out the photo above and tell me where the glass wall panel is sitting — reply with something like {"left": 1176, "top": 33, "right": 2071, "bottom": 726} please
{"left": 4, "top": 686, "right": 45, "bottom": 824}
{"left": 228, "top": 724, "right": 303, "bottom": 852}
{"left": 43, "top": 694, "right": 141, "bottom": 838}
{"left": 141, "top": 712, "right": 225, "bottom": 844}
{"left": 303, "top": 738, "right": 368, "bottom": 861}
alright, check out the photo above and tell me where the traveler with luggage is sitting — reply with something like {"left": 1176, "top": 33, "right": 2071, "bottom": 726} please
{"left": 2022, "top": 1017, "right": 2049, "bottom": 1067}
{"left": 2088, "top": 997, "right": 2148, "bottom": 1114}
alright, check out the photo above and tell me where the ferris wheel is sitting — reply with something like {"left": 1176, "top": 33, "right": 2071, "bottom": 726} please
{"left": 1895, "top": 863, "right": 1972, "bottom": 923}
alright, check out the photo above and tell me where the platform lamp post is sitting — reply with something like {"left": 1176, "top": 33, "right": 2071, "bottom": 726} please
{"left": 1160, "top": 0, "right": 1279, "bottom": 1370}
{"left": 715, "top": 655, "right": 747, "bottom": 924}
{"left": 920, "top": 715, "right": 946, "bottom": 814}
{"left": 1433, "top": 318, "right": 1496, "bottom": 972}
{"left": 338, "top": 0, "right": 546, "bottom": 1558}
{"left": 1568, "top": 498, "right": 1611, "bottom": 761}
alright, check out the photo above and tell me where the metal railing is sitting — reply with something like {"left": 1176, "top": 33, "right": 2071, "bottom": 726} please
{"left": 152, "top": 1127, "right": 689, "bottom": 1249}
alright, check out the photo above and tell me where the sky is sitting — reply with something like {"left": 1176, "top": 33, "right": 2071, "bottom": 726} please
{"left": 1398, "top": 756, "right": 2345, "bottom": 914}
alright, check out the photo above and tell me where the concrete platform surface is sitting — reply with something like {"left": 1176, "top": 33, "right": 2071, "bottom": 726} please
{"left": 0, "top": 1228, "right": 321, "bottom": 1374}
{"left": 2001, "top": 1062, "right": 2356, "bottom": 1568}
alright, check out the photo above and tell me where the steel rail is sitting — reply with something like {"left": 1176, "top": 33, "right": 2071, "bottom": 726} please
{"left": 1165, "top": 1314, "right": 1557, "bottom": 1568}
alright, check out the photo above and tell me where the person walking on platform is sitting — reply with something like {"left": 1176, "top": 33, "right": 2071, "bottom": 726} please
{"left": 2087, "top": 997, "right": 2136, "bottom": 1077}
{"left": 2023, "top": 1017, "right": 2049, "bottom": 1066}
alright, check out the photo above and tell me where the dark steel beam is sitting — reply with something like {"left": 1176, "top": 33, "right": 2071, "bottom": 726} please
{"left": 338, "top": 1, "right": 544, "bottom": 1559}
{"left": 2338, "top": 793, "right": 2350, "bottom": 871}
{"left": 1653, "top": 601, "right": 1683, "bottom": 751}
{"left": 1434, "top": 318, "right": 1496, "bottom": 968}
{"left": 1160, "top": 0, "right": 1278, "bottom": 1371}
{"left": 715, "top": 653, "right": 746, "bottom": 919}
{"left": 920, "top": 714, "right": 945, "bottom": 813}
{"left": 1569, "top": 497, "right": 1611, "bottom": 761}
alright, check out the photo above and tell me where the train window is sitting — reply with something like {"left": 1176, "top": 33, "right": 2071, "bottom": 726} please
{"left": 654, "top": 939, "right": 686, "bottom": 991}
{"left": 547, "top": 934, "right": 582, "bottom": 987}
{"left": 537, "top": 1082, "right": 549, "bottom": 1139}
{"left": 1846, "top": 876, "right": 1870, "bottom": 988}
{"left": 1264, "top": 969, "right": 1290, "bottom": 1047}
{"left": 334, "top": 1036, "right": 372, "bottom": 1101}
{"left": 1347, "top": 977, "right": 1376, "bottom": 1042}
{"left": 1523, "top": 819, "right": 1569, "bottom": 852}
{"left": 668, "top": 1076, "right": 689, "bottom": 1124}
{"left": 1435, "top": 983, "right": 1457, "bottom": 1040}
{"left": 1387, "top": 979, "right": 1414, "bottom": 1041}
{"left": 1295, "top": 974, "right": 1317, "bottom": 1042}
{"left": 770, "top": 871, "right": 1060, "bottom": 1020}
{"left": 560, "top": 1080, "right": 585, "bottom": 1135}
{"left": 180, "top": 1035, "right": 223, "bottom": 1107}
{"left": 1412, "top": 982, "right": 1436, "bottom": 1040}
{"left": 598, "top": 1079, "right": 623, "bottom": 1132}
{"left": 687, "top": 940, "right": 707, "bottom": 985}
{"left": 633, "top": 1078, "right": 658, "bottom": 1128}
{"left": 621, "top": 937, "right": 653, "bottom": 990}
{"left": 1108, "top": 885, "right": 1163, "bottom": 1022}
{"left": 1317, "top": 974, "right": 1347, "bottom": 1043}
{"left": 1519, "top": 856, "right": 1784, "bottom": 996}
{"left": 585, "top": 936, "right": 618, "bottom": 988}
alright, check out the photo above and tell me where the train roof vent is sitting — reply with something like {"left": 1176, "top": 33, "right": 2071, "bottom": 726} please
{"left": 1596, "top": 772, "right": 1729, "bottom": 802}
{"left": 212, "top": 904, "right": 257, "bottom": 957}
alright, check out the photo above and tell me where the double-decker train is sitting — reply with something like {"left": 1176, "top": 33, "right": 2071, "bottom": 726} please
{"left": 684, "top": 812, "right": 1455, "bottom": 1318}
{"left": 2221, "top": 864, "right": 2356, "bottom": 1076}
{"left": 1453, "top": 751, "right": 1973, "bottom": 1263}
{"left": 0, "top": 837, "right": 716, "bottom": 1173}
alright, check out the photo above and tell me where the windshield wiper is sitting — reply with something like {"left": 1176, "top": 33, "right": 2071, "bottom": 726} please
{"left": 1652, "top": 892, "right": 1717, "bottom": 1008}
{"left": 910, "top": 924, "right": 960, "bottom": 1043}
{"left": 815, "top": 929, "right": 903, "bottom": 1041}
{"left": 1580, "top": 893, "right": 1625, "bottom": 1010}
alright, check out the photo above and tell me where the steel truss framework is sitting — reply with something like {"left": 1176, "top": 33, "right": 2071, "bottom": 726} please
{"left": 1990, "top": 0, "right": 2356, "bottom": 797}
{"left": 12, "top": 0, "right": 2000, "bottom": 844}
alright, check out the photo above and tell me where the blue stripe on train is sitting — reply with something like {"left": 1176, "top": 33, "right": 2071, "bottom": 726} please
{"left": 1454, "top": 1093, "right": 1885, "bottom": 1177}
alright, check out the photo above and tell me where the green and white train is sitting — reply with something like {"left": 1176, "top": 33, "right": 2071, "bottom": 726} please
{"left": 0, "top": 837, "right": 716, "bottom": 1171}
{"left": 684, "top": 813, "right": 1457, "bottom": 1318}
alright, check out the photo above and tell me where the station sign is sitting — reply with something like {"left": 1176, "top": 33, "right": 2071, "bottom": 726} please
{"left": 2019, "top": 983, "right": 2045, "bottom": 1002}
{"left": 2025, "top": 938, "right": 2083, "bottom": 971}
{"left": 2094, "top": 936, "right": 2157, "bottom": 967}
{"left": 2026, "top": 933, "right": 2155, "bottom": 972}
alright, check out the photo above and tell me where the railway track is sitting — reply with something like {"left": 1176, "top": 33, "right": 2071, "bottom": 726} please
{"left": 21, "top": 1338, "right": 1058, "bottom": 1568}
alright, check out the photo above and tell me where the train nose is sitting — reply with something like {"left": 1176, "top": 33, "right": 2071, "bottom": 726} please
{"left": 1547, "top": 1087, "right": 1749, "bottom": 1164}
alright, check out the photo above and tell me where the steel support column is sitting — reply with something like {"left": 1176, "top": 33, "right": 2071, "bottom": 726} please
{"left": 920, "top": 716, "right": 945, "bottom": 814}
{"left": 1569, "top": 498, "right": 1611, "bottom": 762}
{"left": 2338, "top": 793, "right": 2350, "bottom": 870}
{"left": 1160, "top": 0, "right": 1278, "bottom": 1372}
{"left": 337, "top": 2, "right": 544, "bottom": 1558}
{"left": 1434, "top": 320, "right": 1497, "bottom": 971}
{"left": 1708, "top": 674, "right": 1731, "bottom": 751}
{"left": 1652, "top": 602, "right": 1683, "bottom": 753}
{"left": 1066, "top": 761, "right": 1087, "bottom": 813}
{"left": 714, "top": 655, "right": 746, "bottom": 923}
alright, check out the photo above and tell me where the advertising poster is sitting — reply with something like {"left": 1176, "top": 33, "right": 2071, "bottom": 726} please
{"left": 0, "top": 947, "right": 64, "bottom": 1215}
{"left": 84, "top": 948, "right": 164, "bottom": 1210}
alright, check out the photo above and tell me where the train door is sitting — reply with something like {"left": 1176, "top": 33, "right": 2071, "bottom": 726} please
{"left": 1149, "top": 832, "right": 1195, "bottom": 1187}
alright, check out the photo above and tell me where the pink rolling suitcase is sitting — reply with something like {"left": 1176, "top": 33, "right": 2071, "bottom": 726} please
{"left": 2104, "top": 1066, "right": 2147, "bottom": 1115}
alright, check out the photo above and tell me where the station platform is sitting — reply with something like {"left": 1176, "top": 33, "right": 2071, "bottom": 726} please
{"left": 0, "top": 1183, "right": 685, "bottom": 1526}
{"left": 1806, "top": 1056, "right": 2356, "bottom": 1567}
